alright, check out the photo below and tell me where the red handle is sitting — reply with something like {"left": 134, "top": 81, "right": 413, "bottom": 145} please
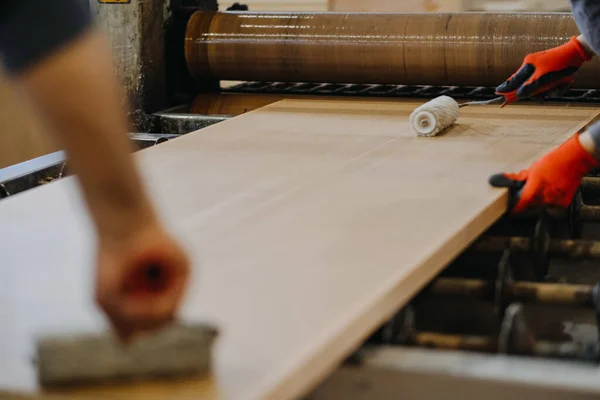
{"left": 499, "top": 91, "right": 519, "bottom": 108}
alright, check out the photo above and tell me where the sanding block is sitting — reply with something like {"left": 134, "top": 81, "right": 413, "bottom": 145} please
{"left": 35, "top": 322, "right": 218, "bottom": 388}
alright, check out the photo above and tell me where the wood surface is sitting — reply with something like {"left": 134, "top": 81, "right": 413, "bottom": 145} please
{"left": 190, "top": 93, "right": 595, "bottom": 116}
{"left": 0, "top": 99, "right": 598, "bottom": 400}
{"left": 192, "top": 93, "right": 295, "bottom": 115}
{"left": 185, "top": 11, "right": 600, "bottom": 88}
{"left": 191, "top": 93, "right": 376, "bottom": 115}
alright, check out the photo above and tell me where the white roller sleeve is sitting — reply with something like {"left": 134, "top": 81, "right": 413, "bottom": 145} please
{"left": 409, "top": 96, "right": 460, "bottom": 137}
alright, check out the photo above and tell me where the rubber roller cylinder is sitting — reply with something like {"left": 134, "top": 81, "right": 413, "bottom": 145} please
{"left": 184, "top": 11, "right": 600, "bottom": 88}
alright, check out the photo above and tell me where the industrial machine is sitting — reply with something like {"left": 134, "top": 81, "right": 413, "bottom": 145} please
{"left": 4, "top": 2, "right": 600, "bottom": 398}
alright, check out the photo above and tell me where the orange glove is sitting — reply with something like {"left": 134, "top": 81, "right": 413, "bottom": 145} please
{"left": 496, "top": 36, "right": 593, "bottom": 101}
{"left": 489, "top": 135, "right": 599, "bottom": 213}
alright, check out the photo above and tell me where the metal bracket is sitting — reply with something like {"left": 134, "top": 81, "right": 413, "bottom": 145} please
{"left": 0, "top": 184, "right": 9, "bottom": 199}
{"left": 532, "top": 214, "right": 551, "bottom": 281}
{"left": 495, "top": 249, "right": 513, "bottom": 318}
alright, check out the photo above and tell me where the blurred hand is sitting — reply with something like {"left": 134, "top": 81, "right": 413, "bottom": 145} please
{"left": 95, "top": 222, "right": 190, "bottom": 342}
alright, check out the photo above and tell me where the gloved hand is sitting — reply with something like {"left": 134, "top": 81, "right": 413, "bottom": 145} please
{"left": 496, "top": 36, "right": 593, "bottom": 101}
{"left": 489, "top": 134, "right": 599, "bottom": 213}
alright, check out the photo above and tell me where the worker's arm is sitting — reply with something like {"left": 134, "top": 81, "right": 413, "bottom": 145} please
{"left": 488, "top": 131, "right": 599, "bottom": 213}
{"left": 0, "top": 0, "right": 189, "bottom": 341}
{"left": 18, "top": 30, "right": 159, "bottom": 244}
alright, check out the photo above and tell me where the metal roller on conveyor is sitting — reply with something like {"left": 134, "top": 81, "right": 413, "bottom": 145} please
{"left": 184, "top": 11, "right": 600, "bottom": 88}
{"left": 181, "top": 11, "right": 600, "bottom": 119}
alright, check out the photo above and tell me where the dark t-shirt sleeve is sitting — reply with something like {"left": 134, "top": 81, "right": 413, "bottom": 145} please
{"left": 0, "top": 0, "right": 91, "bottom": 75}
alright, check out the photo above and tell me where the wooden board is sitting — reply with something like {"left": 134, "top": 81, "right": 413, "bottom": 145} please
{"left": 0, "top": 99, "right": 598, "bottom": 400}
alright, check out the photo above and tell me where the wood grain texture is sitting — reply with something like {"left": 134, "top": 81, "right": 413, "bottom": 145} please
{"left": 191, "top": 93, "right": 293, "bottom": 115}
{"left": 189, "top": 93, "right": 418, "bottom": 115}
{"left": 0, "top": 99, "right": 597, "bottom": 399}
{"left": 185, "top": 11, "right": 600, "bottom": 88}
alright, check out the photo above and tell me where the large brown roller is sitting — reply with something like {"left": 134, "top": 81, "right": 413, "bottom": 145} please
{"left": 185, "top": 11, "right": 600, "bottom": 89}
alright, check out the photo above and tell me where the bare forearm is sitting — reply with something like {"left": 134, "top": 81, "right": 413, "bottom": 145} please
{"left": 15, "top": 29, "right": 157, "bottom": 240}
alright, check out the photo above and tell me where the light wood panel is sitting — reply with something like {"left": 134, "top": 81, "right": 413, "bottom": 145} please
{"left": 0, "top": 99, "right": 598, "bottom": 400}
{"left": 192, "top": 93, "right": 368, "bottom": 115}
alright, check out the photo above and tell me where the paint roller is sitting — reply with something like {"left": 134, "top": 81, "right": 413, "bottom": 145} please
{"left": 409, "top": 94, "right": 514, "bottom": 137}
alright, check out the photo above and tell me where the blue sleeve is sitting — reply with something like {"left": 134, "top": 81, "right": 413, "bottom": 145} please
{"left": 569, "top": 1, "right": 600, "bottom": 149}
{"left": 0, "top": 0, "right": 92, "bottom": 75}
{"left": 571, "top": 0, "right": 600, "bottom": 55}
{"left": 587, "top": 122, "right": 600, "bottom": 151}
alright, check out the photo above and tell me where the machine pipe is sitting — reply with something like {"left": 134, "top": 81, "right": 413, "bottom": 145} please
{"left": 409, "top": 331, "right": 597, "bottom": 361}
{"left": 430, "top": 278, "right": 596, "bottom": 308}
{"left": 410, "top": 332, "right": 496, "bottom": 353}
{"left": 185, "top": 11, "right": 600, "bottom": 88}
{"left": 474, "top": 236, "right": 600, "bottom": 259}
{"left": 582, "top": 177, "right": 600, "bottom": 192}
